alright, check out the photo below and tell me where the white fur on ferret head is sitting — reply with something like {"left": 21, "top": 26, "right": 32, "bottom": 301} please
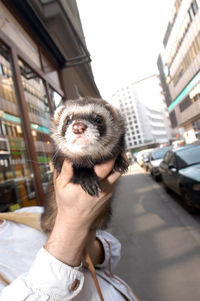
{"left": 51, "top": 98, "right": 125, "bottom": 161}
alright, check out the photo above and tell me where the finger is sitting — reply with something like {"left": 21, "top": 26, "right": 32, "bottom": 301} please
{"left": 106, "top": 169, "right": 121, "bottom": 185}
{"left": 56, "top": 160, "right": 73, "bottom": 186}
{"left": 99, "top": 170, "right": 121, "bottom": 195}
{"left": 94, "top": 159, "right": 115, "bottom": 180}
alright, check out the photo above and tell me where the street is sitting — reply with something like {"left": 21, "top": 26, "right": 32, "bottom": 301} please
{"left": 108, "top": 163, "right": 200, "bottom": 301}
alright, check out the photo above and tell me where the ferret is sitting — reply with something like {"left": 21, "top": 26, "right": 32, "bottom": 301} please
{"left": 41, "top": 97, "right": 128, "bottom": 234}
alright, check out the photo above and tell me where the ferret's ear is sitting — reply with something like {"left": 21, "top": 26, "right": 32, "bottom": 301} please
{"left": 105, "top": 103, "right": 119, "bottom": 120}
{"left": 54, "top": 105, "right": 65, "bottom": 123}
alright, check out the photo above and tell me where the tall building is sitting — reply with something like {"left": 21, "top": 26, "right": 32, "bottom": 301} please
{"left": 111, "top": 75, "right": 171, "bottom": 150}
{"left": 111, "top": 86, "right": 144, "bottom": 149}
{"left": 157, "top": 0, "right": 200, "bottom": 144}
{"left": 0, "top": 0, "right": 100, "bottom": 211}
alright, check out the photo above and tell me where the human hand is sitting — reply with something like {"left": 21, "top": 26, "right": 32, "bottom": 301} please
{"left": 45, "top": 159, "right": 121, "bottom": 266}
{"left": 54, "top": 159, "right": 120, "bottom": 232}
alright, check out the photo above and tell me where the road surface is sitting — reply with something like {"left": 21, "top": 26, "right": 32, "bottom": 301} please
{"left": 108, "top": 163, "right": 200, "bottom": 301}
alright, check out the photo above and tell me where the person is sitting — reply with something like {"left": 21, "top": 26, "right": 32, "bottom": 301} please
{"left": 0, "top": 159, "right": 138, "bottom": 300}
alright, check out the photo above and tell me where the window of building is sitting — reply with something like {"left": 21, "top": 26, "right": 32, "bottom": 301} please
{"left": 18, "top": 59, "right": 53, "bottom": 196}
{"left": 0, "top": 4, "right": 65, "bottom": 209}
{"left": 179, "top": 95, "right": 192, "bottom": 112}
{"left": 169, "top": 111, "right": 178, "bottom": 128}
{"left": 0, "top": 42, "right": 38, "bottom": 210}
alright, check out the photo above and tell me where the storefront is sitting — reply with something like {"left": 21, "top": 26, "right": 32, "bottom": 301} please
{"left": 0, "top": 1, "right": 99, "bottom": 211}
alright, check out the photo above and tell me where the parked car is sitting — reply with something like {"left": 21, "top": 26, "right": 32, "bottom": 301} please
{"left": 148, "top": 146, "right": 172, "bottom": 180}
{"left": 142, "top": 151, "right": 153, "bottom": 171}
{"left": 159, "top": 143, "right": 200, "bottom": 213}
{"left": 136, "top": 149, "right": 153, "bottom": 167}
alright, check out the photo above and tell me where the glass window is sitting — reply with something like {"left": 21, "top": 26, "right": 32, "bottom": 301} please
{"left": 18, "top": 59, "right": 53, "bottom": 196}
{"left": 151, "top": 147, "right": 172, "bottom": 160}
{"left": 163, "top": 151, "right": 173, "bottom": 164}
{"left": 177, "top": 145, "right": 200, "bottom": 168}
{"left": 0, "top": 42, "right": 37, "bottom": 211}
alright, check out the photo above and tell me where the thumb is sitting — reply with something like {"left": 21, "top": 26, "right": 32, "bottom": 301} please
{"left": 56, "top": 160, "right": 73, "bottom": 187}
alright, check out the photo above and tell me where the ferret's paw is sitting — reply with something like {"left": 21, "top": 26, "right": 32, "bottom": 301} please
{"left": 81, "top": 180, "right": 100, "bottom": 197}
{"left": 114, "top": 154, "right": 129, "bottom": 174}
{"left": 71, "top": 166, "right": 100, "bottom": 197}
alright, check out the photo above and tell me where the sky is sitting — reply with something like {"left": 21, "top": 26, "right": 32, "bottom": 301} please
{"left": 76, "top": 0, "right": 175, "bottom": 100}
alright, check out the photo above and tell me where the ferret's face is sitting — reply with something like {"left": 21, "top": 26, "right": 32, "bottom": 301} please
{"left": 52, "top": 99, "right": 123, "bottom": 159}
{"left": 60, "top": 112, "right": 106, "bottom": 154}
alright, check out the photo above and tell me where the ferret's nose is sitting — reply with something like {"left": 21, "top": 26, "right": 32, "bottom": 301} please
{"left": 72, "top": 122, "right": 87, "bottom": 134}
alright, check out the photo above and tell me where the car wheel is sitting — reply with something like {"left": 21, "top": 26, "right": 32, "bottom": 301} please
{"left": 161, "top": 176, "right": 170, "bottom": 193}
{"left": 154, "top": 175, "right": 161, "bottom": 182}
{"left": 181, "top": 188, "right": 199, "bottom": 214}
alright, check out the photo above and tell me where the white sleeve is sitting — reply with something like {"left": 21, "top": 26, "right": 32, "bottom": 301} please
{"left": 95, "top": 230, "right": 121, "bottom": 271}
{"left": 0, "top": 247, "right": 84, "bottom": 301}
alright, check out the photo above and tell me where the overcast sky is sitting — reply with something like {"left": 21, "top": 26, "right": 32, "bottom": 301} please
{"left": 77, "top": 0, "right": 174, "bottom": 100}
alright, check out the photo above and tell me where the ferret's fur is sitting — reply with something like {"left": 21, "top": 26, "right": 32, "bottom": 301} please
{"left": 41, "top": 97, "right": 128, "bottom": 234}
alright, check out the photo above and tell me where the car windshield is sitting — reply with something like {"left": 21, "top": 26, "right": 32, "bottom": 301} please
{"left": 177, "top": 145, "right": 200, "bottom": 168}
{"left": 143, "top": 152, "right": 150, "bottom": 158}
{"left": 151, "top": 148, "right": 171, "bottom": 160}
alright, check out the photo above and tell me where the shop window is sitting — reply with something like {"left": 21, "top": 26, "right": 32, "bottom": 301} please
{"left": 18, "top": 59, "right": 53, "bottom": 196}
{"left": 0, "top": 42, "right": 37, "bottom": 212}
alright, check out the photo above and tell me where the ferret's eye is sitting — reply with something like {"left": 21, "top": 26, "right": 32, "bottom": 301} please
{"left": 66, "top": 119, "right": 71, "bottom": 125}
{"left": 94, "top": 116, "right": 102, "bottom": 124}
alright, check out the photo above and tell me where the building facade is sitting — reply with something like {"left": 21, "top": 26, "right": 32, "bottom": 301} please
{"left": 0, "top": 0, "right": 100, "bottom": 211}
{"left": 158, "top": 0, "right": 200, "bottom": 144}
{"left": 111, "top": 76, "right": 171, "bottom": 150}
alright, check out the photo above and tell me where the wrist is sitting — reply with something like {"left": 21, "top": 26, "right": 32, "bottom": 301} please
{"left": 56, "top": 208, "right": 94, "bottom": 232}
{"left": 45, "top": 215, "right": 89, "bottom": 266}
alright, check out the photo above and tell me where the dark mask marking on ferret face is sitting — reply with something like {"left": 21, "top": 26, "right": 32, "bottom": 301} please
{"left": 61, "top": 112, "right": 106, "bottom": 138}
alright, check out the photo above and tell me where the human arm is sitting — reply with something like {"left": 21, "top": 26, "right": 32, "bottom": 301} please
{"left": 0, "top": 159, "right": 121, "bottom": 300}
